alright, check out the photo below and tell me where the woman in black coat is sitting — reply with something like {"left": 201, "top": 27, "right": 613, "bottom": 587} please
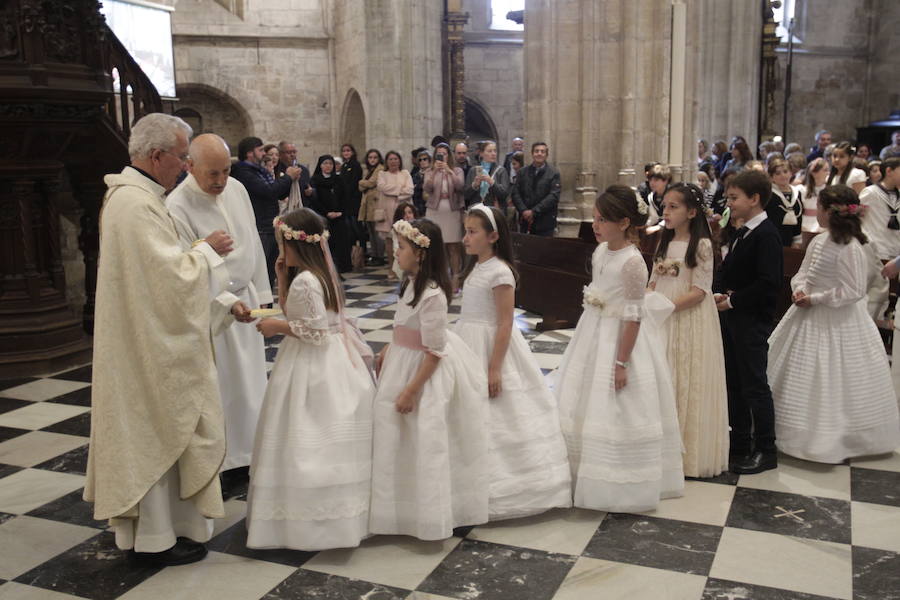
{"left": 310, "top": 154, "right": 352, "bottom": 272}
{"left": 338, "top": 144, "right": 365, "bottom": 247}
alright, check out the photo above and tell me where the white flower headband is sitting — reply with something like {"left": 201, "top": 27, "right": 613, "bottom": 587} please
{"left": 272, "top": 216, "right": 329, "bottom": 243}
{"left": 392, "top": 219, "right": 431, "bottom": 248}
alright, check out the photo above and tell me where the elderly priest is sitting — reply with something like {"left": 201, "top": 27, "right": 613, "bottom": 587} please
{"left": 167, "top": 133, "right": 271, "bottom": 482}
{"left": 84, "top": 114, "right": 234, "bottom": 567}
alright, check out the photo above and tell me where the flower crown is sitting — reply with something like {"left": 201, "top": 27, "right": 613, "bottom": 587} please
{"left": 635, "top": 197, "right": 649, "bottom": 216}
{"left": 829, "top": 204, "right": 865, "bottom": 217}
{"left": 272, "top": 216, "right": 329, "bottom": 243}
{"left": 392, "top": 220, "right": 431, "bottom": 248}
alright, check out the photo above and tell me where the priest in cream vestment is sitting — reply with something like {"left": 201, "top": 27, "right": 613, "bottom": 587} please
{"left": 167, "top": 134, "right": 272, "bottom": 474}
{"left": 84, "top": 114, "right": 236, "bottom": 567}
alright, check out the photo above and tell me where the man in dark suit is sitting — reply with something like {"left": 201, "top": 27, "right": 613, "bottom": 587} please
{"left": 511, "top": 142, "right": 561, "bottom": 237}
{"left": 714, "top": 169, "right": 783, "bottom": 474}
{"left": 275, "top": 140, "right": 314, "bottom": 200}
{"left": 231, "top": 137, "right": 300, "bottom": 286}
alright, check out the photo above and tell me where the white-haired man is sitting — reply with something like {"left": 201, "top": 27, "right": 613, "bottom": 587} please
{"left": 806, "top": 129, "right": 832, "bottom": 163}
{"left": 84, "top": 113, "right": 233, "bottom": 567}
{"left": 167, "top": 133, "right": 271, "bottom": 485}
{"left": 503, "top": 136, "right": 524, "bottom": 172}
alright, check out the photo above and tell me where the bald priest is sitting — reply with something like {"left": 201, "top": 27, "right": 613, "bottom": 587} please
{"left": 167, "top": 133, "right": 271, "bottom": 481}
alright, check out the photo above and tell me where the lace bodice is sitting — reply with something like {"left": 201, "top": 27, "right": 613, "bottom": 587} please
{"left": 395, "top": 280, "right": 449, "bottom": 356}
{"left": 584, "top": 243, "right": 648, "bottom": 322}
{"left": 649, "top": 238, "right": 714, "bottom": 294}
{"left": 459, "top": 257, "right": 516, "bottom": 325}
{"left": 790, "top": 234, "right": 866, "bottom": 308}
{"left": 285, "top": 271, "right": 341, "bottom": 344}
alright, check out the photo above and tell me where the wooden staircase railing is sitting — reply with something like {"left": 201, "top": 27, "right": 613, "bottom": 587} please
{"left": 98, "top": 23, "right": 164, "bottom": 139}
{"left": 0, "top": 0, "right": 165, "bottom": 375}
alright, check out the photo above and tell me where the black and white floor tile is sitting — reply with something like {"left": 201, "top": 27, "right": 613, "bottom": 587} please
{"left": 1, "top": 266, "right": 899, "bottom": 599}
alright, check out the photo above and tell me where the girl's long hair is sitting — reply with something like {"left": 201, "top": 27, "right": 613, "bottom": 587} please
{"left": 653, "top": 183, "right": 712, "bottom": 269}
{"left": 393, "top": 200, "right": 416, "bottom": 222}
{"left": 341, "top": 143, "right": 359, "bottom": 164}
{"left": 460, "top": 205, "right": 519, "bottom": 287}
{"left": 819, "top": 184, "right": 868, "bottom": 245}
{"left": 827, "top": 141, "right": 856, "bottom": 186}
{"left": 805, "top": 157, "right": 828, "bottom": 199}
{"left": 400, "top": 218, "right": 453, "bottom": 307}
{"left": 282, "top": 208, "right": 340, "bottom": 312}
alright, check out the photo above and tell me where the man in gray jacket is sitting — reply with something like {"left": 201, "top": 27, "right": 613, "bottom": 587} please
{"left": 511, "top": 142, "right": 561, "bottom": 236}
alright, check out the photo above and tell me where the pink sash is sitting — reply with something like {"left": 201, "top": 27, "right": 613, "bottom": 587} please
{"left": 392, "top": 325, "right": 427, "bottom": 351}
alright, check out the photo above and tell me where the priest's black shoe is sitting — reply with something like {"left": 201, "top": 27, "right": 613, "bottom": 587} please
{"left": 731, "top": 450, "right": 777, "bottom": 474}
{"left": 128, "top": 539, "right": 208, "bottom": 567}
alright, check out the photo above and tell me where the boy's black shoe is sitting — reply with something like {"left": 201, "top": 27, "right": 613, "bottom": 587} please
{"left": 731, "top": 450, "right": 777, "bottom": 474}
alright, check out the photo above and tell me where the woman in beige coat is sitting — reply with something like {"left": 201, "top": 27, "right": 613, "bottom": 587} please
{"left": 375, "top": 150, "right": 414, "bottom": 275}
{"left": 358, "top": 149, "right": 385, "bottom": 265}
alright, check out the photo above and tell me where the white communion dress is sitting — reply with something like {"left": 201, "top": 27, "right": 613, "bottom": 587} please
{"left": 554, "top": 243, "right": 684, "bottom": 513}
{"left": 369, "top": 281, "right": 489, "bottom": 540}
{"left": 455, "top": 257, "right": 572, "bottom": 520}
{"left": 768, "top": 233, "right": 900, "bottom": 463}
{"left": 246, "top": 271, "right": 375, "bottom": 551}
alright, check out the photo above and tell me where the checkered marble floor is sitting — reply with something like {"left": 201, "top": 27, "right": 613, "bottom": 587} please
{"left": 1, "top": 266, "right": 899, "bottom": 600}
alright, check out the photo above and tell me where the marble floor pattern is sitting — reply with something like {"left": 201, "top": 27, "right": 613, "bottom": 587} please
{"left": 1, "top": 266, "right": 899, "bottom": 600}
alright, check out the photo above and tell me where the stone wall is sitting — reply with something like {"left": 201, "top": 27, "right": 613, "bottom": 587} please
{"left": 462, "top": 0, "right": 524, "bottom": 157}
{"left": 172, "top": 84, "right": 253, "bottom": 153}
{"left": 332, "top": 0, "right": 444, "bottom": 158}
{"left": 768, "top": 0, "right": 900, "bottom": 151}
{"left": 867, "top": 0, "right": 900, "bottom": 133}
{"left": 170, "top": 0, "right": 334, "bottom": 167}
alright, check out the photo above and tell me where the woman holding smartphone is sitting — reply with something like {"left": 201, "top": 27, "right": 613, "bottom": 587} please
{"left": 423, "top": 142, "right": 466, "bottom": 287}
{"left": 464, "top": 140, "right": 510, "bottom": 210}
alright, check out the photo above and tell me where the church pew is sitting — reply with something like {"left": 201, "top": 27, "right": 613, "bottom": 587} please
{"left": 513, "top": 226, "right": 805, "bottom": 331}
{"left": 511, "top": 233, "right": 595, "bottom": 330}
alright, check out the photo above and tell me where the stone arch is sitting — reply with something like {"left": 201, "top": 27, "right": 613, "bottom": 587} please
{"left": 173, "top": 83, "right": 253, "bottom": 154}
{"left": 465, "top": 96, "right": 499, "bottom": 143}
{"left": 340, "top": 88, "right": 367, "bottom": 154}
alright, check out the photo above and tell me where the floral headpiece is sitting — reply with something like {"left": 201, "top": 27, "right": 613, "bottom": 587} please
{"left": 635, "top": 196, "right": 649, "bottom": 216}
{"left": 272, "top": 216, "right": 329, "bottom": 243}
{"left": 392, "top": 220, "right": 431, "bottom": 248}
{"left": 829, "top": 204, "right": 865, "bottom": 217}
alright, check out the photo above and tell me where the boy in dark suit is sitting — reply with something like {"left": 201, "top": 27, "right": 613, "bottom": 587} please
{"left": 714, "top": 169, "right": 784, "bottom": 474}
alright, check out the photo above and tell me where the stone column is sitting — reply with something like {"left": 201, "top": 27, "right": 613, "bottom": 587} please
{"left": 523, "top": 0, "right": 762, "bottom": 233}
{"left": 445, "top": 1, "right": 469, "bottom": 141}
{"left": 758, "top": 0, "right": 780, "bottom": 141}
{"left": 524, "top": 0, "right": 671, "bottom": 235}
{"left": 355, "top": 0, "right": 444, "bottom": 152}
{"left": 691, "top": 0, "right": 761, "bottom": 148}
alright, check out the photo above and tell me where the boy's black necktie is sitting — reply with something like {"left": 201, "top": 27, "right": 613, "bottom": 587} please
{"left": 731, "top": 226, "right": 749, "bottom": 251}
